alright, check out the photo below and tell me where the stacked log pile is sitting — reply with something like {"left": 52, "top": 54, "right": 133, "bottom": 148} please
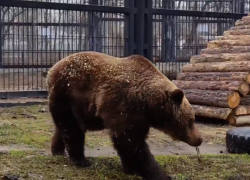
{"left": 173, "top": 14, "right": 250, "bottom": 126}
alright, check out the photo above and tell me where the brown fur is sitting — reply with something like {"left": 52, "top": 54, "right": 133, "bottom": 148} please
{"left": 46, "top": 51, "right": 202, "bottom": 180}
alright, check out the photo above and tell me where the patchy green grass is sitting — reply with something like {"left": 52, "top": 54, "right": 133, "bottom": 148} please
{"left": 1, "top": 151, "right": 250, "bottom": 180}
{"left": 0, "top": 105, "right": 52, "bottom": 148}
{"left": 0, "top": 105, "right": 230, "bottom": 150}
{"left": 0, "top": 105, "right": 113, "bottom": 149}
{"left": 0, "top": 104, "right": 248, "bottom": 180}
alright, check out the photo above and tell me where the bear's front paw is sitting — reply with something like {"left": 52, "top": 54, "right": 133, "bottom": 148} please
{"left": 72, "top": 158, "right": 91, "bottom": 167}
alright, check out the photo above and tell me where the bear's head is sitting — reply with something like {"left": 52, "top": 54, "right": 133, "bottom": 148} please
{"left": 148, "top": 88, "right": 203, "bottom": 147}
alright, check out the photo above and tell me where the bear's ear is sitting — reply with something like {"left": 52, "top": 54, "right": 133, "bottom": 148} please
{"left": 170, "top": 89, "right": 184, "bottom": 104}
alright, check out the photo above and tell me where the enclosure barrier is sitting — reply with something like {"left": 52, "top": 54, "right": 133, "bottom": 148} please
{"left": 0, "top": 0, "right": 247, "bottom": 98}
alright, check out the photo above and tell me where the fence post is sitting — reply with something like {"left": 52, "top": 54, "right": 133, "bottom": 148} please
{"left": 124, "top": 0, "right": 135, "bottom": 57}
{"left": 240, "top": 0, "right": 245, "bottom": 13}
{"left": 0, "top": 9, "right": 2, "bottom": 67}
{"left": 134, "top": 0, "right": 153, "bottom": 61}
{"left": 144, "top": 0, "right": 153, "bottom": 61}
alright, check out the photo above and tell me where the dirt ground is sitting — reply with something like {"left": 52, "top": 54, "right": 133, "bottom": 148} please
{"left": 0, "top": 98, "right": 249, "bottom": 180}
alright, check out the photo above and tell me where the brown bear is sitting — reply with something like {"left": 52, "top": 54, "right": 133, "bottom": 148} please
{"left": 46, "top": 51, "right": 202, "bottom": 180}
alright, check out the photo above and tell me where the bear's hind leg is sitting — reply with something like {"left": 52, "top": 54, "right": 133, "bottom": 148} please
{"left": 111, "top": 126, "right": 172, "bottom": 180}
{"left": 49, "top": 103, "right": 90, "bottom": 167}
{"left": 51, "top": 127, "right": 65, "bottom": 156}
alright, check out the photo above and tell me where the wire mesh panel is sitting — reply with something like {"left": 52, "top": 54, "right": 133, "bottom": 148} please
{"left": 24, "top": 0, "right": 125, "bottom": 6}
{"left": 0, "top": 0, "right": 248, "bottom": 97}
{"left": 153, "top": 0, "right": 246, "bottom": 13}
{"left": 152, "top": 0, "right": 241, "bottom": 80}
{"left": 0, "top": 1, "right": 127, "bottom": 92}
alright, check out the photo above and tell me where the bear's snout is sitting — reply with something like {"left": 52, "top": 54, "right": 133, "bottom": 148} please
{"left": 179, "top": 125, "right": 203, "bottom": 147}
{"left": 186, "top": 135, "right": 203, "bottom": 147}
{"left": 186, "top": 125, "right": 203, "bottom": 147}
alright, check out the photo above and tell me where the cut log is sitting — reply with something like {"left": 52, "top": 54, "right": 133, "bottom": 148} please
{"left": 201, "top": 46, "right": 250, "bottom": 55}
{"left": 191, "top": 104, "right": 232, "bottom": 120}
{"left": 241, "top": 15, "right": 250, "bottom": 22}
{"left": 240, "top": 95, "right": 250, "bottom": 105}
{"left": 191, "top": 53, "right": 250, "bottom": 64}
{"left": 183, "top": 89, "right": 240, "bottom": 108}
{"left": 224, "top": 29, "right": 250, "bottom": 36}
{"left": 182, "top": 61, "right": 250, "bottom": 73}
{"left": 227, "top": 115, "right": 250, "bottom": 126}
{"left": 176, "top": 72, "right": 250, "bottom": 84}
{"left": 235, "top": 19, "right": 249, "bottom": 26}
{"left": 208, "top": 40, "right": 250, "bottom": 49}
{"left": 232, "top": 25, "right": 250, "bottom": 30}
{"left": 217, "top": 35, "right": 250, "bottom": 41}
{"left": 232, "top": 105, "right": 250, "bottom": 115}
{"left": 173, "top": 80, "right": 249, "bottom": 96}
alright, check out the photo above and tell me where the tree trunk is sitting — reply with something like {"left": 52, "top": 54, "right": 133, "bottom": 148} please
{"left": 183, "top": 89, "right": 240, "bottom": 108}
{"left": 182, "top": 61, "right": 250, "bottom": 72}
{"left": 191, "top": 53, "right": 250, "bottom": 64}
{"left": 177, "top": 72, "right": 250, "bottom": 84}
{"left": 227, "top": 115, "right": 250, "bottom": 126}
{"left": 207, "top": 40, "right": 250, "bottom": 49}
{"left": 232, "top": 105, "right": 250, "bottom": 115}
{"left": 240, "top": 95, "right": 250, "bottom": 105}
{"left": 191, "top": 104, "right": 232, "bottom": 120}
{"left": 201, "top": 46, "right": 250, "bottom": 55}
{"left": 173, "top": 80, "right": 249, "bottom": 96}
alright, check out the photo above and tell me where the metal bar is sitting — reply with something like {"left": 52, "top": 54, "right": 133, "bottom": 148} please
{"left": 0, "top": 9, "right": 2, "bottom": 66}
{"left": 124, "top": 0, "right": 135, "bottom": 56}
{"left": 144, "top": 0, "right": 153, "bottom": 61}
{"left": 0, "top": 0, "right": 131, "bottom": 13}
{"left": 152, "top": 9, "right": 246, "bottom": 19}
{"left": 0, "top": 65, "right": 52, "bottom": 68}
{"left": 0, "top": 91, "right": 48, "bottom": 99}
{"left": 134, "top": 0, "right": 144, "bottom": 55}
{"left": 240, "top": 0, "right": 245, "bottom": 13}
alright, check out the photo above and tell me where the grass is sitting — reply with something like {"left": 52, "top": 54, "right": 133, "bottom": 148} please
{"left": 1, "top": 151, "right": 250, "bottom": 180}
{"left": 0, "top": 104, "right": 247, "bottom": 180}
{"left": 0, "top": 105, "right": 230, "bottom": 149}
{"left": 0, "top": 105, "right": 113, "bottom": 149}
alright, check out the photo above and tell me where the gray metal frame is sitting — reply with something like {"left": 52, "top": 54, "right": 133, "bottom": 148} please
{"left": 0, "top": 0, "right": 247, "bottom": 98}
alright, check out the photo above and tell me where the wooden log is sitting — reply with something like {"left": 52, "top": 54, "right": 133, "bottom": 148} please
{"left": 224, "top": 29, "right": 250, "bottom": 36}
{"left": 241, "top": 15, "right": 250, "bottom": 22}
{"left": 240, "top": 95, "right": 250, "bottom": 105}
{"left": 232, "top": 25, "right": 250, "bottom": 30}
{"left": 190, "top": 53, "right": 250, "bottom": 64}
{"left": 217, "top": 35, "right": 250, "bottom": 41}
{"left": 182, "top": 61, "right": 250, "bottom": 73}
{"left": 235, "top": 18, "right": 250, "bottom": 26}
{"left": 201, "top": 46, "right": 250, "bottom": 55}
{"left": 191, "top": 104, "right": 232, "bottom": 120}
{"left": 232, "top": 105, "right": 250, "bottom": 115}
{"left": 227, "top": 115, "right": 250, "bottom": 126}
{"left": 208, "top": 40, "right": 250, "bottom": 49}
{"left": 173, "top": 80, "right": 249, "bottom": 96}
{"left": 177, "top": 72, "right": 250, "bottom": 84}
{"left": 183, "top": 89, "right": 240, "bottom": 108}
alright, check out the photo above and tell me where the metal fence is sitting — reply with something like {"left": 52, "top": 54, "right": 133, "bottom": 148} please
{"left": 0, "top": 0, "right": 247, "bottom": 98}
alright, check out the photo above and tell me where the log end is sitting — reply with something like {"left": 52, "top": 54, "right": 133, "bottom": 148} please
{"left": 228, "top": 91, "right": 241, "bottom": 109}
{"left": 246, "top": 73, "right": 250, "bottom": 84}
{"left": 228, "top": 114, "right": 250, "bottom": 126}
{"left": 239, "top": 82, "right": 250, "bottom": 97}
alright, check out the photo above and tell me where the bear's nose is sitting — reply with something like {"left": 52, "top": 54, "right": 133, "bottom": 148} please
{"left": 187, "top": 136, "right": 203, "bottom": 147}
{"left": 196, "top": 136, "right": 203, "bottom": 146}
